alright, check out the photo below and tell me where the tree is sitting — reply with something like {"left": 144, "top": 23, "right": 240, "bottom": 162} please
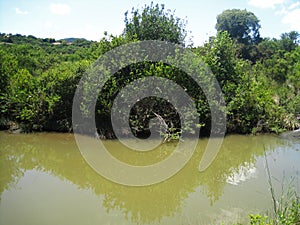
{"left": 203, "top": 31, "right": 240, "bottom": 92}
{"left": 0, "top": 50, "right": 18, "bottom": 94}
{"left": 216, "top": 9, "right": 261, "bottom": 45}
{"left": 123, "top": 2, "right": 188, "bottom": 45}
{"left": 279, "top": 31, "right": 300, "bottom": 52}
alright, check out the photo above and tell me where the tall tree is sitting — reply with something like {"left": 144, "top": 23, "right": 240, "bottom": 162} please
{"left": 215, "top": 9, "right": 261, "bottom": 45}
{"left": 123, "top": 2, "right": 188, "bottom": 45}
{"left": 279, "top": 31, "right": 300, "bottom": 52}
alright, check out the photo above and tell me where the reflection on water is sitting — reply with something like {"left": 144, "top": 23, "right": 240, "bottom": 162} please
{"left": 226, "top": 162, "right": 257, "bottom": 185}
{"left": 0, "top": 132, "right": 299, "bottom": 225}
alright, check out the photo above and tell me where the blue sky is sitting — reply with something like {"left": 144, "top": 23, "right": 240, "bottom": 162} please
{"left": 0, "top": 0, "right": 299, "bottom": 46}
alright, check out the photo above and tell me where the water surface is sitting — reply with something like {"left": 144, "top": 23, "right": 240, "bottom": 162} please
{"left": 0, "top": 132, "right": 299, "bottom": 225}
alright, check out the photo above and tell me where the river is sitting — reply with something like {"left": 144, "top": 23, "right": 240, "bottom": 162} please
{"left": 0, "top": 132, "right": 299, "bottom": 225}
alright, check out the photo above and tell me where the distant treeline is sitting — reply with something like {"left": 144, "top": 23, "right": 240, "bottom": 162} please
{"left": 0, "top": 3, "right": 299, "bottom": 137}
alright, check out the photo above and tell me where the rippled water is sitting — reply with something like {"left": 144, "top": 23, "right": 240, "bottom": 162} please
{"left": 0, "top": 132, "right": 299, "bottom": 225}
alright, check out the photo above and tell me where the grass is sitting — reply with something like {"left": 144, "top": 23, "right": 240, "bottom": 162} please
{"left": 229, "top": 146, "right": 300, "bottom": 225}
{"left": 248, "top": 195, "right": 300, "bottom": 225}
{"left": 244, "top": 149, "right": 300, "bottom": 225}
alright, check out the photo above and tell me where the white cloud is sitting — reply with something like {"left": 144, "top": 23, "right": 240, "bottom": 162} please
{"left": 50, "top": 3, "right": 71, "bottom": 15}
{"left": 15, "top": 8, "right": 28, "bottom": 15}
{"left": 247, "top": 0, "right": 285, "bottom": 9}
{"left": 275, "top": 6, "right": 288, "bottom": 15}
{"left": 288, "top": 2, "right": 300, "bottom": 10}
{"left": 282, "top": 8, "right": 300, "bottom": 31}
{"left": 249, "top": 0, "right": 300, "bottom": 31}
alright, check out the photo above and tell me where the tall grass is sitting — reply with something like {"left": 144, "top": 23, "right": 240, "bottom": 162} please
{"left": 248, "top": 149, "right": 300, "bottom": 225}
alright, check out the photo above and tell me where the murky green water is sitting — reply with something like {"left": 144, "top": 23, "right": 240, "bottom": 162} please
{"left": 0, "top": 132, "right": 299, "bottom": 225}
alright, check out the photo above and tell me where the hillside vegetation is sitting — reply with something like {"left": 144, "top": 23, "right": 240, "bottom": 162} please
{"left": 0, "top": 3, "right": 299, "bottom": 137}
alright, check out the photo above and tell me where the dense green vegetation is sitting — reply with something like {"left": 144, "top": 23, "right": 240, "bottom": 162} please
{"left": 0, "top": 3, "right": 299, "bottom": 136}
{"left": 248, "top": 195, "right": 300, "bottom": 225}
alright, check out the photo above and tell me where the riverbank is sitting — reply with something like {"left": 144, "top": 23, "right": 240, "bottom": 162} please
{"left": 1, "top": 32, "right": 300, "bottom": 139}
{"left": 2, "top": 118, "right": 300, "bottom": 141}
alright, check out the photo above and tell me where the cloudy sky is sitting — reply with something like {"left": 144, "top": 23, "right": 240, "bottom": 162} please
{"left": 0, "top": 0, "right": 299, "bottom": 46}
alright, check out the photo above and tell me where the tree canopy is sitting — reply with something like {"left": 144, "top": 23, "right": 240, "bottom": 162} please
{"left": 123, "top": 2, "right": 188, "bottom": 45}
{"left": 215, "top": 9, "right": 261, "bottom": 45}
